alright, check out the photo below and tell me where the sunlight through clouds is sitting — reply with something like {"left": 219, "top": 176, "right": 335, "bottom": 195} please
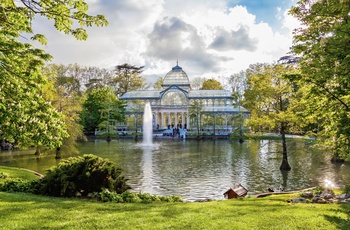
{"left": 32, "top": 0, "right": 299, "bottom": 83}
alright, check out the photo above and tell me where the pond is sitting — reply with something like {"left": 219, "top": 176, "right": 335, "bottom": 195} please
{"left": 1, "top": 139, "right": 349, "bottom": 201}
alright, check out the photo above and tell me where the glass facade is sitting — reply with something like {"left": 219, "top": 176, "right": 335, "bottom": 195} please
{"left": 120, "top": 64, "right": 249, "bottom": 131}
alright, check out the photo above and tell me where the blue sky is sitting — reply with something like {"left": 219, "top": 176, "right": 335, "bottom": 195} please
{"left": 230, "top": 0, "right": 295, "bottom": 27}
{"left": 31, "top": 0, "right": 300, "bottom": 86}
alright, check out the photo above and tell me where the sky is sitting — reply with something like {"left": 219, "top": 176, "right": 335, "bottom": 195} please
{"left": 31, "top": 0, "right": 300, "bottom": 84}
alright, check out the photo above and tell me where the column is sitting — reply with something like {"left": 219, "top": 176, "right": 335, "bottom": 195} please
{"left": 161, "top": 112, "right": 165, "bottom": 129}
{"left": 168, "top": 112, "right": 171, "bottom": 127}
{"left": 225, "top": 114, "right": 228, "bottom": 131}
{"left": 187, "top": 112, "right": 190, "bottom": 130}
{"left": 175, "top": 112, "right": 178, "bottom": 126}
{"left": 154, "top": 112, "right": 158, "bottom": 130}
{"left": 181, "top": 112, "right": 184, "bottom": 127}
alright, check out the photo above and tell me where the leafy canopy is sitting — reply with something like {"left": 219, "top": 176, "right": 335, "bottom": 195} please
{"left": 290, "top": 0, "right": 350, "bottom": 159}
{"left": 81, "top": 87, "right": 126, "bottom": 134}
{"left": 0, "top": 1, "right": 107, "bottom": 148}
{"left": 200, "top": 78, "right": 224, "bottom": 90}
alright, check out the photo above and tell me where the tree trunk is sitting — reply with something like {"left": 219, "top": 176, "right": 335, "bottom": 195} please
{"left": 55, "top": 147, "right": 61, "bottom": 159}
{"left": 331, "top": 151, "right": 345, "bottom": 163}
{"left": 279, "top": 122, "right": 291, "bottom": 171}
{"left": 34, "top": 145, "right": 41, "bottom": 155}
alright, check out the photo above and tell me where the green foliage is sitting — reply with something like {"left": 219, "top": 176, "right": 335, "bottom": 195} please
{"left": 0, "top": 0, "right": 107, "bottom": 149}
{"left": 230, "top": 128, "right": 248, "bottom": 141}
{"left": 0, "top": 172, "right": 9, "bottom": 179}
{"left": 243, "top": 63, "right": 299, "bottom": 133}
{"left": 200, "top": 78, "right": 223, "bottom": 90}
{"left": 42, "top": 64, "right": 87, "bottom": 156}
{"left": 189, "top": 101, "right": 203, "bottom": 136}
{"left": 153, "top": 77, "right": 164, "bottom": 90}
{"left": 243, "top": 63, "right": 300, "bottom": 170}
{"left": 314, "top": 186, "right": 325, "bottom": 195}
{"left": 39, "top": 154, "right": 130, "bottom": 197}
{"left": 343, "top": 184, "right": 350, "bottom": 196}
{"left": 290, "top": 0, "right": 350, "bottom": 160}
{"left": 112, "top": 64, "right": 147, "bottom": 97}
{"left": 80, "top": 86, "right": 126, "bottom": 134}
{"left": 0, "top": 178, "right": 40, "bottom": 194}
{"left": 92, "top": 189, "right": 183, "bottom": 203}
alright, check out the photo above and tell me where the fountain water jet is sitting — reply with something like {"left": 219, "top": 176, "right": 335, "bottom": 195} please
{"left": 142, "top": 102, "right": 153, "bottom": 145}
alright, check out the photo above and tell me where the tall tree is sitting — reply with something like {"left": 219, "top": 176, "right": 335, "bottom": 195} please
{"left": 42, "top": 64, "right": 86, "bottom": 158}
{"left": 243, "top": 63, "right": 299, "bottom": 170}
{"left": 0, "top": 1, "right": 107, "bottom": 150}
{"left": 80, "top": 87, "right": 125, "bottom": 135}
{"left": 228, "top": 70, "right": 247, "bottom": 97}
{"left": 112, "top": 64, "right": 147, "bottom": 97}
{"left": 191, "top": 77, "right": 206, "bottom": 90}
{"left": 189, "top": 101, "right": 203, "bottom": 138}
{"left": 153, "top": 77, "right": 164, "bottom": 90}
{"left": 200, "top": 78, "right": 224, "bottom": 90}
{"left": 290, "top": 0, "right": 350, "bottom": 161}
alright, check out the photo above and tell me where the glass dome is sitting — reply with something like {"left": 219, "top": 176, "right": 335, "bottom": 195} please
{"left": 162, "top": 64, "right": 190, "bottom": 87}
{"left": 161, "top": 90, "right": 188, "bottom": 106}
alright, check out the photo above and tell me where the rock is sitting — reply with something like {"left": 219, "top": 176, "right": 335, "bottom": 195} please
{"left": 320, "top": 189, "right": 335, "bottom": 199}
{"left": 301, "top": 192, "right": 314, "bottom": 198}
{"left": 311, "top": 196, "right": 320, "bottom": 203}
{"left": 336, "top": 194, "right": 347, "bottom": 199}
{"left": 317, "top": 199, "right": 327, "bottom": 204}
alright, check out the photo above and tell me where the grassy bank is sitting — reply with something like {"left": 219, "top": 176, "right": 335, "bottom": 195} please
{"left": 0, "top": 191, "right": 349, "bottom": 229}
{"left": 1, "top": 166, "right": 349, "bottom": 229}
{"left": 0, "top": 166, "right": 39, "bottom": 183}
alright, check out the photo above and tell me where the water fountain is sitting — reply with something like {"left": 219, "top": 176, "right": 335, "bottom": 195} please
{"left": 142, "top": 102, "right": 153, "bottom": 145}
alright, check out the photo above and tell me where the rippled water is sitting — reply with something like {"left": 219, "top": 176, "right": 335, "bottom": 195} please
{"left": 1, "top": 139, "right": 349, "bottom": 201}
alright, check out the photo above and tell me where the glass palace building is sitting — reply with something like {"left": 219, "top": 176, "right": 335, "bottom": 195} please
{"left": 120, "top": 64, "right": 249, "bottom": 133}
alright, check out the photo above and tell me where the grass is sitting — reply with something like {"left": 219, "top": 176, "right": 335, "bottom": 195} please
{"left": 0, "top": 166, "right": 349, "bottom": 229}
{"left": 0, "top": 192, "right": 349, "bottom": 229}
{"left": 0, "top": 166, "right": 39, "bottom": 183}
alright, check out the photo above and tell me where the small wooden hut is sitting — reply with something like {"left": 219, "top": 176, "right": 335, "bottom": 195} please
{"left": 223, "top": 184, "right": 248, "bottom": 199}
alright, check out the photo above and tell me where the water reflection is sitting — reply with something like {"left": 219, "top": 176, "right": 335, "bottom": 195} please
{"left": 0, "top": 139, "right": 349, "bottom": 201}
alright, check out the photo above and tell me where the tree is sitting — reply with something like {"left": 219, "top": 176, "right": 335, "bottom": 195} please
{"left": 191, "top": 77, "right": 206, "bottom": 90}
{"left": 189, "top": 101, "right": 203, "bottom": 138}
{"left": 228, "top": 70, "right": 247, "bottom": 98}
{"left": 243, "top": 63, "right": 300, "bottom": 170}
{"left": 0, "top": 1, "right": 107, "bottom": 150}
{"left": 153, "top": 77, "right": 164, "bottom": 90}
{"left": 112, "top": 64, "right": 147, "bottom": 97}
{"left": 80, "top": 87, "right": 125, "bottom": 135}
{"left": 42, "top": 64, "right": 86, "bottom": 158}
{"left": 290, "top": 0, "right": 350, "bottom": 161}
{"left": 200, "top": 78, "right": 224, "bottom": 90}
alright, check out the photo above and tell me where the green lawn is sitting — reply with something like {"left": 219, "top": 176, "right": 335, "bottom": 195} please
{"left": 0, "top": 166, "right": 349, "bottom": 229}
{"left": 0, "top": 192, "right": 349, "bottom": 230}
{"left": 0, "top": 166, "right": 39, "bottom": 183}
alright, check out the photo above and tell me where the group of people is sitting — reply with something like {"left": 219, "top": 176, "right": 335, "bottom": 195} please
{"left": 161, "top": 123, "right": 187, "bottom": 138}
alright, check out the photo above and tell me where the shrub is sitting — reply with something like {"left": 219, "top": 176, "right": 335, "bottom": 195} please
{"left": 95, "top": 188, "right": 124, "bottom": 202}
{"left": 343, "top": 184, "right": 350, "bottom": 196}
{"left": 38, "top": 154, "right": 130, "bottom": 197}
{"left": 91, "top": 190, "right": 184, "bottom": 203}
{"left": 0, "top": 178, "right": 40, "bottom": 193}
{"left": 314, "top": 186, "right": 324, "bottom": 195}
{"left": 121, "top": 191, "right": 142, "bottom": 203}
{"left": 0, "top": 172, "right": 9, "bottom": 179}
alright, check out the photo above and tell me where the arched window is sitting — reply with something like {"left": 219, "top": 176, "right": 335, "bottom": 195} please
{"left": 161, "top": 90, "right": 187, "bottom": 106}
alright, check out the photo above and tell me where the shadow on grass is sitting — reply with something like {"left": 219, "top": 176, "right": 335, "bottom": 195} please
{"left": 323, "top": 204, "right": 350, "bottom": 230}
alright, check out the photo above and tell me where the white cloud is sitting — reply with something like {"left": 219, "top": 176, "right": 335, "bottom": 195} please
{"left": 27, "top": 0, "right": 299, "bottom": 82}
